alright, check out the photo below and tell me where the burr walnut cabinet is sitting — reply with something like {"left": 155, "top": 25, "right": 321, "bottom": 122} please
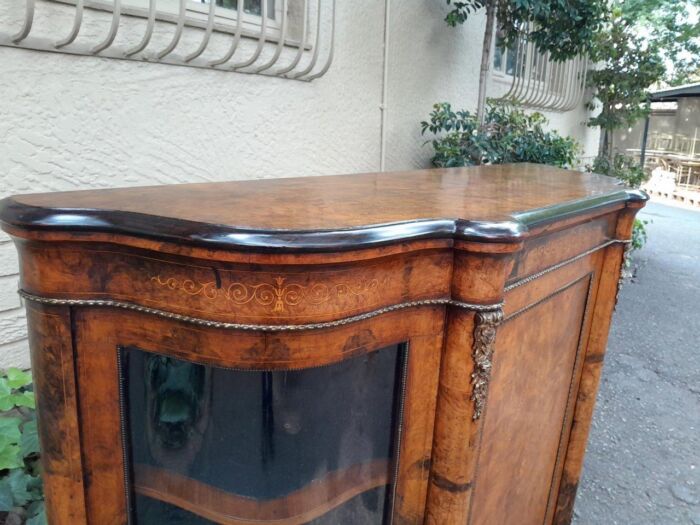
{"left": 0, "top": 164, "right": 646, "bottom": 525}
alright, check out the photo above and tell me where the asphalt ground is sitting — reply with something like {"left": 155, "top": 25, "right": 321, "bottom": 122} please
{"left": 572, "top": 201, "right": 700, "bottom": 524}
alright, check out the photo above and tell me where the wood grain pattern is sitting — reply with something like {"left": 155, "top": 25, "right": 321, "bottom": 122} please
{"left": 16, "top": 242, "right": 452, "bottom": 324}
{"left": 133, "top": 460, "right": 390, "bottom": 525}
{"left": 551, "top": 206, "right": 642, "bottom": 524}
{"left": 0, "top": 164, "right": 646, "bottom": 251}
{"left": 24, "top": 303, "right": 87, "bottom": 524}
{"left": 469, "top": 277, "right": 592, "bottom": 525}
{"left": 1, "top": 167, "right": 647, "bottom": 524}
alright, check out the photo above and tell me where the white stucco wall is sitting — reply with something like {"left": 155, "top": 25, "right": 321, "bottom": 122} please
{"left": 0, "top": 0, "right": 598, "bottom": 368}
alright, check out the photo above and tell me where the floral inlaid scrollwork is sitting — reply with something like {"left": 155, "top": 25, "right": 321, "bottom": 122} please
{"left": 150, "top": 274, "right": 381, "bottom": 313}
{"left": 150, "top": 276, "right": 219, "bottom": 300}
{"left": 471, "top": 309, "right": 504, "bottom": 420}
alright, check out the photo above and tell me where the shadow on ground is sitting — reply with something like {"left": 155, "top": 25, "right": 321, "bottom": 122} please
{"left": 573, "top": 201, "right": 700, "bottom": 524}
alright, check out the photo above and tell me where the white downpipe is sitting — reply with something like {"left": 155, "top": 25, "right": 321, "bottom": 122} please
{"left": 379, "top": 0, "right": 391, "bottom": 172}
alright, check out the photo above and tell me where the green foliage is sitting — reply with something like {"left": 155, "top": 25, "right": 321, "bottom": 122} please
{"left": 444, "top": 0, "right": 607, "bottom": 60}
{"left": 422, "top": 103, "right": 579, "bottom": 168}
{"left": 587, "top": 1, "right": 699, "bottom": 156}
{"left": 587, "top": 154, "right": 650, "bottom": 253}
{"left": 589, "top": 154, "right": 650, "bottom": 189}
{"left": 631, "top": 219, "right": 649, "bottom": 253}
{"left": 587, "top": 10, "right": 666, "bottom": 152}
{"left": 0, "top": 369, "right": 45, "bottom": 525}
{"left": 619, "top": 0, "right": 700, "bottom": 86}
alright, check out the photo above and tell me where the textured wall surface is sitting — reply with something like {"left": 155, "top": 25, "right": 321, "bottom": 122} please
{"left": 0, "top": 0, "right": 598, "bottom": 368}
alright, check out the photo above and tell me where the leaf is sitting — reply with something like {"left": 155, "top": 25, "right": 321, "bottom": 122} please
{"left": 0, "top": 417, "right": 22, "bottom": 442}
{"left": 0, "top": 442, "right": 22, "bottom": 470}
{"left": 12, "top": 392, "right": 36, "bottom": 410}
{"left": 5, "top": 469, "right": 32, "bottom": 506}
{"left": 0, "top": 480, "right": 14, "bottom": 511}
{"left": 27, "top": 506, "right": 47, "bottom": 525}
{"left": 21, "top": 420, "right": 40, "bottom": 457}
{"left": 5, "top": 369, "right": 32, "bottom": 390}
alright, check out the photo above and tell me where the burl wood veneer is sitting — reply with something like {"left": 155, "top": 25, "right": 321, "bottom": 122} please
{"left": 0, "top": 164, "right": 646, "bottom": 525}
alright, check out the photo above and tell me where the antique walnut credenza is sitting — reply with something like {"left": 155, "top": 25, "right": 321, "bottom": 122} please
{"left": 0, "top": 164, "right": 646, "bottom": 525}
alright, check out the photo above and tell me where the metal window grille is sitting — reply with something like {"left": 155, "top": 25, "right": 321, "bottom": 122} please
{"left": 492, "top": 25, "right": 588, "bottom": 112}
{"left": 0, "top": 0, "right": 335, "bottom": 81}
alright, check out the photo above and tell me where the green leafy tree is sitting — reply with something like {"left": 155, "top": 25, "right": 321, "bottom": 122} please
{"left": 620, "top": 0, "right": 700, "bottom": 86}
{"left": 443, "top": 0, "right": 607, "bottom": 123}
{"left": 587, "top": 7, "right": 670, "bottom": 160}
{"left": 422, "top": 102, "right": 579, "bottom": 168}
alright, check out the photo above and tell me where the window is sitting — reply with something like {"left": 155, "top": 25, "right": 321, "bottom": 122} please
{"left": 9, "top": 0, "right": 334, "bottom": 79}
{"left": 195, "top": 0, "right": 277, "bottom": 20}
{"left": 493, "top": 43, "right": 518, "bottom": 77}
{"left": 52, "top": 0, "right": 294, "bottom": 43}
{"left": 490, "top": 29, "right": 589, "bottom": 111}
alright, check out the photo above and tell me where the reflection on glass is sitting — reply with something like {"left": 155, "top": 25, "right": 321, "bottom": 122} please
{"left": 119, "top": 344, "right": 407, "bottom": 524}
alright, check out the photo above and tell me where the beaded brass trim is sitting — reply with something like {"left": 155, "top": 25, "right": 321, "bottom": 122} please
{"left": 18, "top": 290, "right": 502, "bottom": 332}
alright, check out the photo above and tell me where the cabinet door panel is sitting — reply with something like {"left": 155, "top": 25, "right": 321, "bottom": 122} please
{"left": 470, "top": 276, "right": 592, "bottom": 525}
{"left": 119, "top": 345, "right": 408, "bottom": 525}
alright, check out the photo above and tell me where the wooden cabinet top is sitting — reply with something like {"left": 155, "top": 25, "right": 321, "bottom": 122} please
{"left": 0, "top": 163, "right": 645, "bottom": 252}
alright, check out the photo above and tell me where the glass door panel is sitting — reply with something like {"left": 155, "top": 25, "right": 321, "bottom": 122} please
{"left": 118, "top": 344, "right": 408, "bottom": 525}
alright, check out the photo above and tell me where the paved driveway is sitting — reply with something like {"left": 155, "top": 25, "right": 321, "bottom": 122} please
{"left": 573, "top": 201, "right": 700, "bottom": 524}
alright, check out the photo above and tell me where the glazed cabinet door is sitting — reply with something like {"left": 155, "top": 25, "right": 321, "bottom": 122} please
{"left": 71, "top": 306, "right": 444, "bottom": 525}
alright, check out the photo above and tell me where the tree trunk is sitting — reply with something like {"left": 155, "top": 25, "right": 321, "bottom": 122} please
{"left": 597, "top": 127, "right": 607, "bottom": 160}
{"left": 476, "top": 0, "right": 497, "bottom": 126}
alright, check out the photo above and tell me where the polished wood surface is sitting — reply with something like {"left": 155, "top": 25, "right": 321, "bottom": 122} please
{"left": 2, "top": 166, "right": 646, "bottom": 524}
{"left": 133, "top": 460, "right": 390, "bottom": 525}
{"left": 0, "top": 164, "right": 644, "bottom": 250}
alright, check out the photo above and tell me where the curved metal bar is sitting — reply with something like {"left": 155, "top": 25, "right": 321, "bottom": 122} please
{"left": 12, "top": 0, "right": 35, "bottom": 44}
{"left": 291, "top": 0, "right": 322, "bottom": 79}
{"left": 549, "top": 59, "right": 566, "bottom": 108}
{"left": 564, "top": 57, "right": 588, "bottom": 111}
{"left": 562, "top": 56, "right": 581, "bottom": 110}
{"left": 529, "top": 50, "right": 549, "bottom": 108}
{"left": 209, "top": 0, "right": 245, "bottom": 67}
{"left": 185, "top": 0, "right": 217, "bottom": 62}
{"left": 534, "top": 52, "right": 550, "bottom": 106}
{"left": 506, "top": 28, "right": 529, "bottom": 103}
{"left": 547, "top": 58, "right": 567, "bottom": 111}
{"left": 553, "top": 57, "right": 575, "bottom": 111}
{"left": 254, "top": 0, "right": 288, "bottom": 73}
{"left": 231, "top": 0, "right": 269, "bottom": 69}
{"left": 515, "top": 38, "right": 535, "bottom": 104}
{"left": 500, "top": 29, "right": 524, "bottom": 100}
{"left": 55, "top": 0, "right": 84, "bottom": 48}
{"left": 273, "top": 0, "right": 308, "bottom": 75}
{"left": 538, "top": 53, "right": 556, "bottom": 108}
{"left": 539, "top": 55, "right": 558, "bottom": 108}
{"left": 157, "top": 0, "right": 187, "bottom": 59}
{"left": 91, "top": 0, "right": 122, "bottom": 54}
{"left": 125, "top": 0, "right": 156, "bottom": 57}
{"left": 299, "top": 0, "right": 335, "bottom": 81}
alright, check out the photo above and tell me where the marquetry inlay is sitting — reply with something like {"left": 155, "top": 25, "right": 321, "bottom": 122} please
{"left": 151, "top": 275, "right": 381, "bottom": 313}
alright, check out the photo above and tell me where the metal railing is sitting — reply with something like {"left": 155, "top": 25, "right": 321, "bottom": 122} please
{"left": 493, "top": 26, "right": 588, "bottom": 112}
{"left": 0, "top": 0, "right": 336, "bottom": 81}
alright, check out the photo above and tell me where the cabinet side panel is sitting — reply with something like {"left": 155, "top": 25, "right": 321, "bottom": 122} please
{"left": 552, "top": 243, "right": 628, "bottom": 524}
{"left": 25, "top": 303, "right": 87, "bottom": 524}
{"left": 470, "top": 277, "right": 591, "bottom": 525}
